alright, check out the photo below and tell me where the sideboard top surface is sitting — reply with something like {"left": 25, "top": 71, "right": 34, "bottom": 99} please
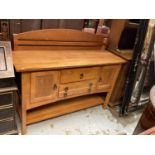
{"left": 13, "top": 50, "right": 126, "bottom": 72}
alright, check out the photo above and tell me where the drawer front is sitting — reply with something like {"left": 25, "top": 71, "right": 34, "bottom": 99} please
{"left": 0, "top": 106, "right": 14, "bottom": 120}
{"left": 0, "top": 92, "right": 13, "bottom": 107}
{"left": 60, "top": 67, "right": 100, "bottom": 84}
{"left": 59, "top": 80, "right": 97, "bottom": 99}
{"left": 0, "top": 119, "right": 15, "bottom": 134}
{"left": 97, "top": 65, "right": 120, "bottom": 91}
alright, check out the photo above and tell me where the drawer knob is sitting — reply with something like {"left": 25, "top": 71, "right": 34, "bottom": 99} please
{"left": 64, "top": 87, "right": 69, "bottom": 92}
{"left": 89, "top": 83, "right": 93, "bottom": 87}
{"left": 80, "top": 73, "right": 84, "bottom": 79}
{"left": 53, "top": 84, "right": 57, "bottom": 90}
{"left": 64, "top": 92, "right": 68, "bottom": 97}
{"left": 99, "top": 77, "right": 102, "bottom": 82}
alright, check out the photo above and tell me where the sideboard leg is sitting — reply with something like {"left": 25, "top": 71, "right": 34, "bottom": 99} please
{"left": 21, "top": 106, "right": 27, "bottom": 135}
{"left": 103, "top": 65, "right": 122, "bottom": 109}
{"left": 21, "top": 73, "right": 30, "bottom": 135}
{"left": 103, "top": 93, "right": 111, "bottom": 109}
{"left": 21, "top": 120, "right": 27, "bottom": 135}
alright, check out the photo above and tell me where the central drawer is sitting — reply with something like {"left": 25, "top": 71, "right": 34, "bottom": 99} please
{"left": 60, "top": 67, "right": 100, "bottom": 84}
{"left": 59, "top": 80, "right": 97, "bottom": 99}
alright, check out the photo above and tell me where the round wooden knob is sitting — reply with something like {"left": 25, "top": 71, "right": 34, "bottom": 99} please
{"left": 53, "top": 84, "right": 57, "bottom": 90}
{"left": 89, "top": 83, "right": 93, "bottom": 87}
{"left": 99, "top": 77, "right": 102, "bottom": 82}
{"left": 80, "top": 73, "right": 84, "bottom": 79}
{"left": 64, "top": 87, "right": 69, "bottom": 92}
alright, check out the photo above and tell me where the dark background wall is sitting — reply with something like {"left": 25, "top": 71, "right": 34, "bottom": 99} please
{"left": 0, "top": 19, "right": 84, "bottom": 41}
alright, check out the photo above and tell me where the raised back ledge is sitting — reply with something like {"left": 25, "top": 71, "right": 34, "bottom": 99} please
{"left": 13, "top": 29, "right": 104, "bottom": 42}
{"left": 13, "top": 29, "right": 107, "bottom": 51}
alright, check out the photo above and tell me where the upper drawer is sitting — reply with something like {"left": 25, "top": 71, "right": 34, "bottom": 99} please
{"left": 60, "top": 67, "right": 100, "bottom": 84}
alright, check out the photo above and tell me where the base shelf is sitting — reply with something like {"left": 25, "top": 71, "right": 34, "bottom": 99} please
{"left": 27, "top": 94, "right": 105, "bottom": 125}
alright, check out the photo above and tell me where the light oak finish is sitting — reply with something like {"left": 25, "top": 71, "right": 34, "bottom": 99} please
{"left": 21, "top": 73, "right": 30, "bottom": 134}
{"left": 31, "top": 71, "right": 59, "bottom": 103}
{"left": 110, "top": 61, "right": 131, "bottom": 105}
{"left": 13, "top": 29, "right": 105, "bottom": 51}
{"left": 59, "top": 80, "right": 97, "bottom": 99}
{"left": 97, "top": 65, "right": 120, "bottom": 92}
{"left": 13, "top": 50, "right": 125, "bottom": 72}
{"left": 12, "top": 29, "right": 126, "bottom": 134}
{"left": 27, "top": 94, "right": 105, "bottom": 125}
{"left": 60, "top": 67, "right": 100, "bottom": 84}
{"left": 109, "top": 50, "right": 133, "bottom": 105}
{"left": 103, "top": 64, "right": 122, "bottom": 108}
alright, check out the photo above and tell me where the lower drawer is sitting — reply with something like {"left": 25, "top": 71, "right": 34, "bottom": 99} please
{"left": 0, "top": 106, "right": 14, "bottom": 120}
{"left": 59, "top": 80, "right": 97, "bottom": 99}
{"left": 0, "top": 119, "right": 15, "bottom": 134}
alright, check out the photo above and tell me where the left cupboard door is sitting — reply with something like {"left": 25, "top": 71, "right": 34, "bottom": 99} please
{"left": 30, "top": 71, "right": 59, "bottom": 107}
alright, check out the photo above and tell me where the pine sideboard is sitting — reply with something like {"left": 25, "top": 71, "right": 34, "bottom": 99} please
{"left": 12, "top": 29, "right": 126, "bottom": 134}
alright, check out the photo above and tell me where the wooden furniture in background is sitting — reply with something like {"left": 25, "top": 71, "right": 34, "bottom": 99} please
{"left": 110, "top": 50, "right": 132, "bottom": 106}
{"left": 0, "top": 41, "right": 18, "bottom": 135}
{"left": 107, "top": 19, "right": 140, "bottom": 105}
{"left": 12, "top": 29, "right": 126, "bottom": 134}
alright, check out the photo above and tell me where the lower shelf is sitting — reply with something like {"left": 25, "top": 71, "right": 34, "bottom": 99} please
{"left": 27, "top": 94, "right": 105, "bottom": 125}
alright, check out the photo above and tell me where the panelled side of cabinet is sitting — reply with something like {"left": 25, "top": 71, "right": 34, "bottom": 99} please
{"left": 103, "top": 64, "right": 122, "bottom": 108}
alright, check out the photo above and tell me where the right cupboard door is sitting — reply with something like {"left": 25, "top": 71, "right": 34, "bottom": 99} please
{"left": 97, "top": 65, "right": 120, "bottom": 92}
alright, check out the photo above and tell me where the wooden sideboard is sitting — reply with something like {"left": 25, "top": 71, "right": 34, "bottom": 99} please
{"left": 12, "top": 29, "right": 126, "bottom": 134}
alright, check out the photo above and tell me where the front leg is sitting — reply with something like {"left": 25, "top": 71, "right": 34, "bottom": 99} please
{"left": 21, "top": 73, "right": 31, "bottom": 135}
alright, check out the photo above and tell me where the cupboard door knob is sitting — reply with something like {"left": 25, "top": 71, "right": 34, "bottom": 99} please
{"left": 89, "top": 83, "right": 93, "bottom": 87}
{"left": 53, "top": 84, "right": 57, "bottom": 90}
{"left": 99, "top": 77, "right": 102, "bottom": 82}
{"left": 80, "top": 73, "right": 84, "bottom": 79}
{"left": 64, "top": 87, "right": 69, "bottom": 92}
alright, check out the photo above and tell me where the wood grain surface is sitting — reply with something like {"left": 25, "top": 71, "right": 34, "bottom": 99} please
{"left": 13, "top": 50, "right": 126, "bottom": 72}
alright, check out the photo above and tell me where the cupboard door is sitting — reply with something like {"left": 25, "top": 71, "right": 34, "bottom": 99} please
{"left": 97, "top": 65, "right": 120, "bottom": 91}
{"left": 30, "top": 71, "right": 59, "bottom": 104}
